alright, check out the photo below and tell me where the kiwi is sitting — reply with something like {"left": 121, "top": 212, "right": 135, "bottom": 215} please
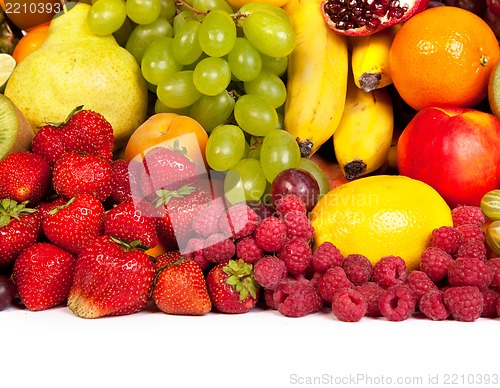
{"left": 488, "top": 61, "right": 500, "bottom": 121}
{"left": 0, "top": 94, "right": 34, "bottom": 161}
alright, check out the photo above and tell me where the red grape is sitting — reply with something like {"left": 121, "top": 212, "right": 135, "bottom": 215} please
{"left": 487, "top": 0, "right": 500, "bottom": 17}
{"left": 247, "top": 200, "right": 276, "bottom": 220}
{"left": 0, "top": 275, "right": 16, "bottom": 311}
{"left": 270, "top": 168, "right": 320, "bottom": 212}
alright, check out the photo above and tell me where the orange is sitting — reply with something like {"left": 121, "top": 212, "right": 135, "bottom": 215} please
{"left": 0, "top": 0, "right": 59, "bottom": 31}
{"left": 12, "top": 23, "right": 50, "bottom": 63}
{"left": 389, "top": 6, "right": 500, "bottom": 111}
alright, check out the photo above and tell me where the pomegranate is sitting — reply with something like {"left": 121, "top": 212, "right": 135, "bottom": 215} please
{"left": 322, "top": 0, "right": 430, "bottom": 36}
{"left": 397, "top": 107, "right": 500, "bottom": 208}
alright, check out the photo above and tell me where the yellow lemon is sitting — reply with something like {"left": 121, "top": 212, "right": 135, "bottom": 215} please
{"left": 310, "top": 175, "right": 452, "bottom": 270}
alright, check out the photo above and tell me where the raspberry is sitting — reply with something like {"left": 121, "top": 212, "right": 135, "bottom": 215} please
{"left": 487, "top": 258, "right": 500, "bottom": 291}
{"left": 456, "top": 241, "right": 487, "bottom": 261}
{"left": 354, "top": 282, "right": 385, "bottom": 317}
{"left": 429, "top": 226, "right": 463, "bottom": 255}
{"left": 457, "top": 223, "right": 486, "bottom": 245}
{"left": 447, "top": 257, "right": 492, "bottom": 290}
{"left": 203, "top": 233, "right": 236, "bottom": 263}
{"left": 273, "top": 279, "right": 323, "bottom": 317}
{"left": 405, "top": 270, "right": 438, "bottom": 303}
{"left": 254, "top": 256, "right": 288, "bottom": 290}
{"left": 182, "top": 237, "right": 211, "bottom": 271}
{"left": 311, "top": 241, "right": 344, "bottom": 273}
{"left": 378, "top": 285, "right": 416, "bottom": 322}
{"left": 282, "top": 210, "right": 314, "bottom": 241}
{"left": 341, "top": 254, "right": 372, "bottom": 286}
{"left": 418, "top": 290, "right": 449, "bottom": 321}
{"left": 331, "top": 288, "right": 367, "bottom": 322}
{"left": 277, "top": 238, "right": 312, "bottom": 276}
{"left": 219, "top": 203, "right": 259, "bottom": 239}
{"left": 191, "top": 200, "right": 225, "bottom": 238}
{"left": 235, "top": 236, "right": 264, "bottom": 264}
{"left": 420, "top": 247, "right": 454, "bottom": 282}
{"left": 481, "top": 288, "right": 499, "bottom": 318}
{"left": 372, "top": 255, "right": 408, "bottom": 289}
{"left": 451, "top": 205, "right": 485, "bottom": 228}
{"left": 275, "top": 194, "right": 307, "bottom": 216}
{"left": 317, "top": 267, "right": 353, "bottom": 303}
{"left": 443, "top": 286, "right": 483, "bottom": 322}
{"left": 264, "top": 288, "right": 277, "bottom": 309}
{"left": 254, "top": 216, "right": 287, "bottom": 252}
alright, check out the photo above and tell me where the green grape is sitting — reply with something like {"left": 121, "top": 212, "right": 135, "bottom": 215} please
{"left": 159, "top": 0, "right": 176, "bottom": 20}
{"left": 126, "top": 0, "right": 161, "bottom": 24}
{"left": 112, "top": 17, "right": 134, "bottom": 47}
{"left": 247, "top": 136, "right": 263, "bottom": 160}
{"left": 172, "top": 20, "right": 203, "bottom": 65}
{"left": 240, "top": 10, "right": 295, "bottom": 58}
{"left": 147, "top": 81, "right": 157, "bottom": 93}
{"left": 198, "top": 10, "right": 237, "bottom": 58}
{"left": 141, "top": 37, "right": 182, "bottom": 85}
{"left": 183, "top": 52, "right": 209, "bottom": 71}
{"left": 173, "top": 10, "right": 195, "bottom": 34}
{"left": 227, "top": 37, "right": 262, "bottom": 82}
{"left": 224, "top": 158, "right": 267, "bottom": 203}
{"left": 242, "top": 141, "right": 250, "bottom": 159}
{"left": 276, "top": 113, "right": 284, "bottom": 130}
{"left": 206, "top": 125, "right": 246, "bottom": 171}
{"left": 244, "top": 71, "right": 286, "bottom": 108}
{"left": 238, "top": 2, "right": 291, "bottom": 24}
{"left": 192, "top": 0, "right": 234, "bottom": 13}
{"left": 193, "top": 57, "right": 231, "bottom": 96}
{"left": 189, "top": 90, "right": 235, "bottom": 132}
{"left": 155, "top": 98, "right": 192, "bottom": 115}
{"left": 126, "top": 18, "right": 173, "bottom": 63}
{"left": 260, "top": 53, "right": 288, "bottom": 76}
{"left": 156, "top": 70, "right": 202, "bottom": 108}
{"left": 234, "top": 94, "right": 278, "bottom": 137}
{"left": 299, "top": 157, "right": 331, "bottom": 198}
{"left": 88, "top": 0, "right": 127, "bottom": 35}
{"left": 260, "top": 129, "right": 301, "bottom": 182}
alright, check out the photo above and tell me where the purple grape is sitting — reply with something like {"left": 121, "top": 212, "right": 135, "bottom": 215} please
{"left": 270, "top": 168, "right": 320, "bottom": 212}
{"left": 247, "top": 200, "right": 276, "bottom": 220}
{"left": 0, "top": 275, "right": 16, "bottom": 311}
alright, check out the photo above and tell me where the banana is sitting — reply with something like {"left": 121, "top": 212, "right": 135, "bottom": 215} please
{"left": 283, "top": 0, "right": 348, "bottom": 158}
{"left": 333, "top": 74, "right": 394, "bottom": 180}
{"left": 350, "top": 24, "right": 400, "bottom": 93}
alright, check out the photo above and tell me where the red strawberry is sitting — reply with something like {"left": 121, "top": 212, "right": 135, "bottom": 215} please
{"left": 43, "top": 194, "right": 105, "bottom": 255}
{"left": 153, "top": 257, "right": 212, "bottom": 315}
{"left": 0, "top": 151, "right": 51, "bottom": 206}
{"left": 52, "top": 151, "right": 113, "bottom": 202}
{"left": 67, "top": 235, "right": 155, "bottom": 318}
{"left": 206, "top": 259, "right": 260, "bottom": 314}
{"left": 31, "top": 124, "right": 66, "bottom": 168}
{"left": 103, "top": 200, "right": 159, "bottom": 249}
{"left": 35, "top": 197, "right": 67, "bottom": 222}
{"left": 154, "top": 250, "right": 183, "bottom": 272}
{"left": 108, "top": 159, "right": 142, "bottom": 205}
{"left": 12, "top": 242, "right": 76, "bottom": 311}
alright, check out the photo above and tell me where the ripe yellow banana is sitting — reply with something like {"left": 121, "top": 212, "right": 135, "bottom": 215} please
{"left": 283, "top": 0, "right": 348, "bottom": 157}
{"left": 333, "top": 74, "right": 394, "bottom": 180}
{"left": 350, "top": 25, "right": 400, "bottom": 92}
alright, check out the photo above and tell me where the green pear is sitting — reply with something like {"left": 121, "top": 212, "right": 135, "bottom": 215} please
{"left": 4, "top": 2, "right": 148, "bottom": 148}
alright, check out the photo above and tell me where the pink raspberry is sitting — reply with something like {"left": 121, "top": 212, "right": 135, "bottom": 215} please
{"left": 235, "top": 236, "right": 264, "bottom": 264}
{"left": 419, "top": 290, "right": 449, "bottom": 321}
{"left": 203, "top": 233, "right": 236, "bottom": 263}
{"left": 420, "top": 247, "right": 454, "bottom": 282}
{"left": 273, "top": 279, "right": 323, "bottom": 317}
{"left": 275, "top": 194, "right": 307, "bottom": 216}
{"left": 443, "top": 286, "right": 483, "bottom": 322}
{"left": 277, "top": 238, "right": 312, "bottom": 276}
{"left": 182, "top": 237, "right": 211, "bottom": 271}
{"left": 331, "top": 288, "right": 367, "bottom": 322}
{"left": 317, "top": 267, "right": 353, "bottom": 304}
{"left": 372, "top": 255, "right": 408, "bottom": 289}
{"left": 355, "top": 282, "right": 385, "bottom": 317}
{"left": 264, "top": 288, "right": 276, "bottom": 309}
{"left": 341, "top": 254, "right": 372, "bottom": 286}
{"left": 429, "top": 226, "right": 463, "bottom": 255}
{"left": 481, "top": 288, "right": 499, "bottom": 318}
{"left": 457, "top": 223, "right": 486, "bottom": 245}
{"left": 447, "top": 257, "right": 492, "bottom": 290}
{"left": 456, "top": 241, "right": 487, "bottom": 261}
{"left": 405, "top": 270, "right": 438, "bottom": 303}
{"left": 254, "top": 216, "right": 287, "bottom": 252}
{"left": 282, "top": 210, "right": 314, "bottom": 241}
{"left": 191, "top": 200, "right": 225, "bottom": 238}
{"left": 487, "top": 258, "right": 500, "bottom": 291}
{"left": 378, "top": 285, "right": 416, "bottom": 322}
{"left": 451, "top": 205, "right": 485, "bottom": 228}
{"left": 219, "top": 203, "right": 259, "bottom": 239}
{"left": 254, "top": 256, "right": 288, "bottom": 290}
{"left": 311, "top": 241, "right": 344, "bottom": 273}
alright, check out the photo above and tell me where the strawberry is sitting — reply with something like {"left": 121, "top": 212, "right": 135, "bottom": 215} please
{"left": 103, "top": 200, "right": 159, "bottom": 249}
{"left": 67, "top": 235, "right": 155, "bottom": 318}
{"left": 153, "top": 250, "right": 183, "bottom": 271}
{"left": 52, "top": 151, "right": 113, "bottom": 202}
{"left": 31, "top": 124, "right": 66, "bottom": 168}
{"left": 205, "top": 259, "right": 260, "bottom": 314}
{"left": 0, "top": 199, "right": 41, "bottom": 269}
{"left": 35, "top": 197, "right": 67, "bottom": 222}
{"left": 108, "top": 159, "right": 142, "bottom": 205}
{"left": 0, "top": 151, "right": 52, "bottom": 206}
{"left": 12, "top": 242, "right": 76, "bottom": 311}
{"left": 42, "top": 194, "right": 105, "bottom": 255}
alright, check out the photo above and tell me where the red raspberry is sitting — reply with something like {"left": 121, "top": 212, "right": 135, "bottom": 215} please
{"left": 418, "top": 290, "right": 449, "bottom": 321}
{"left": 182, "top": 237, "right": 211, "bottom": 271}
{"left": 456, "top": 241, "right": 487, "bottom": 261}
{"left": 191, "top": 200, "right": 225, "bottom": 238}
{"left": 487, "top": 258, "right": 500, "bottom": 291}
{"left": 264, "top": 288, "right": 276, "bottom": 309}
{"left": 481, "top": 288, "right": 499, "bottom": 318}
{"left": 355, "top": 282, "right": 385, "bottom": 317}
{"left": 447, "top": 257, "right": 492, "bottom": 290}
{"left": 203, "top": 233, "right": 235, "bottom": 263}
{"left": 254, "top": 256, "right": 288, "bottom": 290}
{"left": 273, "top": 279, "right": 323, "bottom": 317}
{"left": 420, "top": 247, "right": 454, "bottom": 282}
{"left": 372, "top": 255, "right": 408, "bottom": 289}
{"left": 311, "top": 241, "right": 344, "bottom": 273}
{"left": 282, "top": 210, "right": 314, "bottom": 241}
{"left": 451, "top": 205, "right": 485, "bottom": 228}
{"left": 331, "top": 287, "right": 367, "bottom": 322}
{"left": 235, "top": 236, "right": 264, "bottom": 264}
{"left": 317, "top": 267, "right": 353, "bottom": 304}
{"left": 378, "top": 285, "right": 416, "bottom": 321}
{"left": 341, "top": 254, "right": 372, "bottom": 286}
{"left": 254, "top": 216, "right": 287, "bottom": 252}
{"left": 443, "top": 286, "right": 483, "bottom": 322}
{"left": 219, "top": 203, "right": 259, "bottom": 239}
{"left": 429, "top": 226, "right": 463, "bottom": 255}
{"left": 457, "top": 224, "right": 485, "bottom": 245}
{"left": 277, "top": 238, "right": 312, "bottom": 276}
{"left": 405, "top": 270, "right": 438, "bottom": 303}
{"left": 275, "top": 194, "right": 307, "bottom": 216}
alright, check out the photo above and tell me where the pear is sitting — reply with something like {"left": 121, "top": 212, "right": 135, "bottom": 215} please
{"left": 4, "top": 2, "right": 148, "bottom": 148}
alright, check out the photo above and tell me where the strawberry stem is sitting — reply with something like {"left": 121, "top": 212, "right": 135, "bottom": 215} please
{"left": 223, "top": 259, "right": 260, "bottom": 301}
{"left": 0, "top": 199, "right": 37, "bottom": 228}
{"left": 153, "top": 184, "right": 198, "bottom": 208}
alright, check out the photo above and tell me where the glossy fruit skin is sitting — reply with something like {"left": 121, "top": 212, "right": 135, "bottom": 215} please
{"left": 0, "top": 0, "right": 60, "bottom": 31}
{"left": 397, "top": 107, "right": 500, "bottom": 208}
{"left": 0, "top": 275, "right": 16, "bottom": 311}
{"left": 12, "top": 23, "right": 50, "bottom": 63}
{"left": 270, "top": 168, "right": 320, "bottom": 212}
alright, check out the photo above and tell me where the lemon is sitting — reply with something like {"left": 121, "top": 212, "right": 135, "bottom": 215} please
{"left": 310, "top": 175, "right": 452, "bottom": 270}
{"left": 0, "top": 53, "right": 16, "bottom": 93}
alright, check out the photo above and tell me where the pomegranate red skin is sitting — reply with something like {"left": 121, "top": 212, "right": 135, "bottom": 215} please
{"left": 397, "top": 107, "right": 500, "bottom": 208}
